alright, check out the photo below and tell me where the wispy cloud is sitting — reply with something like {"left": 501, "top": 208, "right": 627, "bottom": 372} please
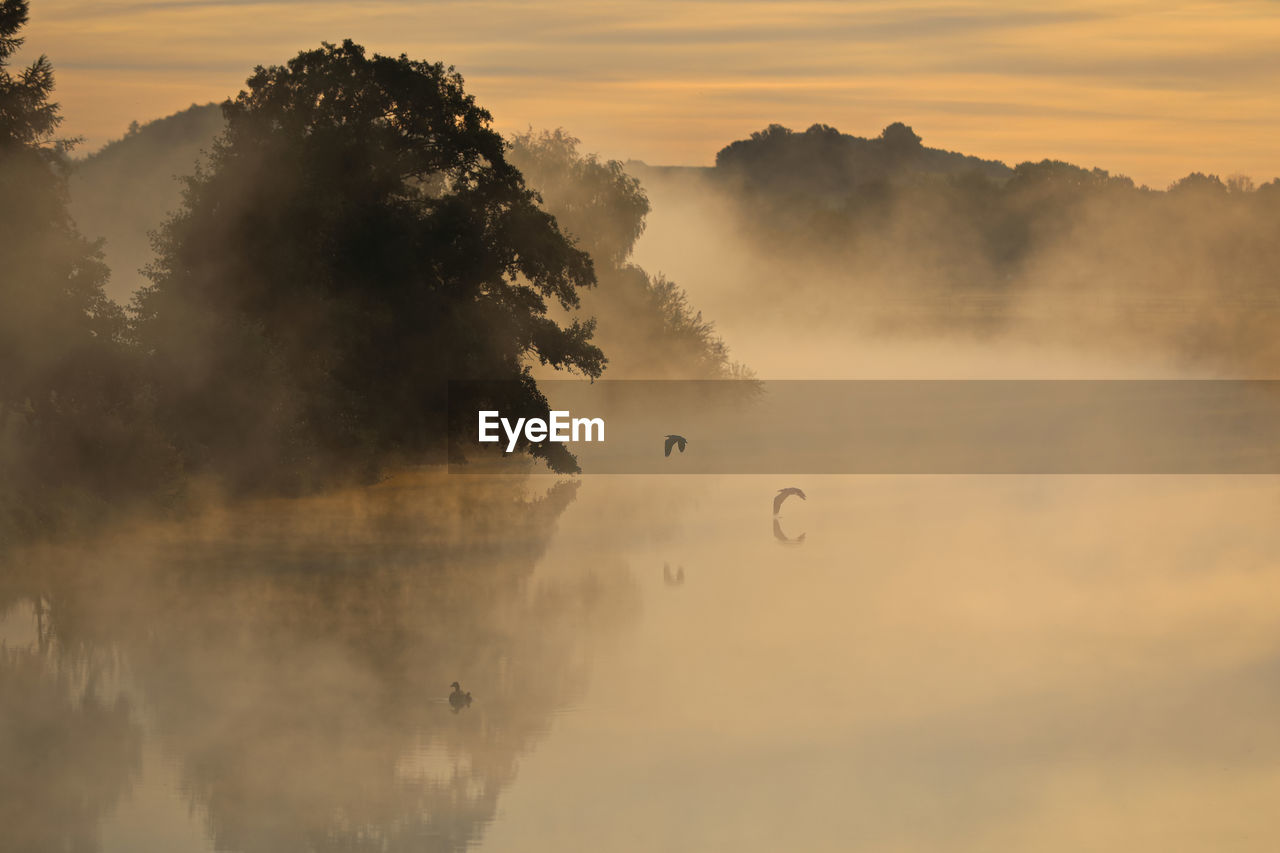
{"left": 19, "top": 0, "right": 1280, "bottom": 185}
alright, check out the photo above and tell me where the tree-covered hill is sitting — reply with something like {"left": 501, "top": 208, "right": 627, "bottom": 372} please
{"left": 715, "top": 121, "right": 1013, "bottom": 196}
{"left": 69, "top": 102, "right": 223, "bottom": 303}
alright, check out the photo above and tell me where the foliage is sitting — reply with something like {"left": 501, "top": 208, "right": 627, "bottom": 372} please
{"left": 0, "top": 0, "right": 177, "bottom": 542}
{"left": 697, "top": 120, "right": 1280, "bottom": 369}
{"left": 508, "top": 129, "right": 747, "bottom": 378}
{"left": 508, "top": 127, "right": 649, "bottom": 269}
{"left": 134, "top": 41, "right": 604, "bottom": 485}
{"left": 0, "top": 0, "right": 57, "bottom": 149}
{"left": 715, "top": 121, "right": 1011, "bottom": 201}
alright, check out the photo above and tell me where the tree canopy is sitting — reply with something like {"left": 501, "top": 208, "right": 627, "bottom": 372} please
{"left": 0, "top": 0, "right": 58, "bottom": 149}
{"left": 135, "top": 40, "right": 605, "bottom": 486}
{"left": 509, "top": 129, "right": 746, "bottom": 379}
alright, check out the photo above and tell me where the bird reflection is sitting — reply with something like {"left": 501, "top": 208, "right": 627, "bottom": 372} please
{"left": 773, "top": 517, "right": 806, "bottom": 545}
{"left": 663, "top": 563, "right": 686, "bottom": 587}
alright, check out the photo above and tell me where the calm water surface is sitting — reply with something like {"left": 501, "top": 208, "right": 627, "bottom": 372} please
{"left": 3, "top": 470, "right": 1280, "bottom": 852}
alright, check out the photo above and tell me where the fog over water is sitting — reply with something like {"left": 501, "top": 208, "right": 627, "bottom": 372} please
{"left": 6, "top": 467, "right": 1280, "bottom": 850}
{"left": 9, "top": 48, "right": 1280, "bottom": 847}
{"left": 7, "top": 300, "right": 1280, "bottom": 850}
{"left": 630, "top": 158, "right": 1280, "bottom": 381}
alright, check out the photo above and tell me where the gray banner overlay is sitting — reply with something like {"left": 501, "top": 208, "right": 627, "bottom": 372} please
{"left": 449, "top": 380, "right": 1280, "bottom": 474}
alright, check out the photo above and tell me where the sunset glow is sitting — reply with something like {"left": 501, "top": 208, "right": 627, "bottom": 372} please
{"left": 22, "top": 0, "right": 1280, "bottom": 184}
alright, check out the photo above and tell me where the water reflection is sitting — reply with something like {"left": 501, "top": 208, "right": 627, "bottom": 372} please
{"left": 0, "top": 472, "right": 639, "bottom": 853}
{"left": 7, "top": 471, "right": 1280, "bottom": 851}
{"left": 663, "top": 564, "right": 685, "bottom": 587}
{"left": 772, "top": 517, "right": 806, "bottom": 545}
{"left": 0, "top": 645, "right": 141, "bottom": 853}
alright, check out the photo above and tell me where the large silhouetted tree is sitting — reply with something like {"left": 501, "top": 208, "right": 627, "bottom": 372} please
{"left": 135, "top": 41, "right": 604, "bottom": 487}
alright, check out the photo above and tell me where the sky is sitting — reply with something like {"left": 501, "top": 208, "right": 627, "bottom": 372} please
{"left": 17, "top": 0, "right": 1280, "bottom": 187}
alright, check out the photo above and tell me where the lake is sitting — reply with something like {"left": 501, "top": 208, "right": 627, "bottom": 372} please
{"left": 4, "top": 463, "right": 1280, "bottom": 851}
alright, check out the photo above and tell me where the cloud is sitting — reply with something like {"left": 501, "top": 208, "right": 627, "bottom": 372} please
{"left": 20, "top": 0, "right": 1280, "bottom": 184}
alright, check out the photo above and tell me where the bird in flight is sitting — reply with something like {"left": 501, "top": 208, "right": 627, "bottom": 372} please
{"left": 664, "top": 434, "right": 688, "bottom": 457}
{"left": 773, "top": 487, "right": 806, "bottom": 515}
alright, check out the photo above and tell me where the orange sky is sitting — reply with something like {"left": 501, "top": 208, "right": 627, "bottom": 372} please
{"left": 17, "top": 0, "right": 1280, "bottom": 187}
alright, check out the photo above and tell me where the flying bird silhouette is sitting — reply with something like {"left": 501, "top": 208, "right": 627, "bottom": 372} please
{"left": 664, "top": 434, "right": 688, "bottom": 457}
{"left": 773, "top": 487, "right": 806, "bottom": 515}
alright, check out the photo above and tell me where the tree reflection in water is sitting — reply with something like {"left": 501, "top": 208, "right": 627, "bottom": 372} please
{"left": 0, "top": 644, "right": 141, "bottom": 853}
{"left": 0, "top": 471, "right": 638, "bottom": 852}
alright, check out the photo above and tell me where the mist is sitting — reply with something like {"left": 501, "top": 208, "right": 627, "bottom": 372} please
{"left": 630, "top": 122, "right": 1280, "bottom": 380}
{"left": 7, "top": 2, "right": 1280, "bottom": 850}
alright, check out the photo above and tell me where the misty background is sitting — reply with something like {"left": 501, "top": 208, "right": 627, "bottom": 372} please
{"left": 70, "top": 106, "right": 1280, "bottom": 389}
{"left": 7, "top": 0, "right": 1280, "bottom": 850}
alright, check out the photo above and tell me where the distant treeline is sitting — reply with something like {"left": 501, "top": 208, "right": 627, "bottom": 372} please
{"left": 716, "top": 121, "right": 1013, "bottom": 192}
{"left": 651, "top": 122, "right": 1280, "bottom": 367}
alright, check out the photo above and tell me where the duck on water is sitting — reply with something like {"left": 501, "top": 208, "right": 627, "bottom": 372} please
{"left": 449, "top": 681, "right": 473, "bottom": 712}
